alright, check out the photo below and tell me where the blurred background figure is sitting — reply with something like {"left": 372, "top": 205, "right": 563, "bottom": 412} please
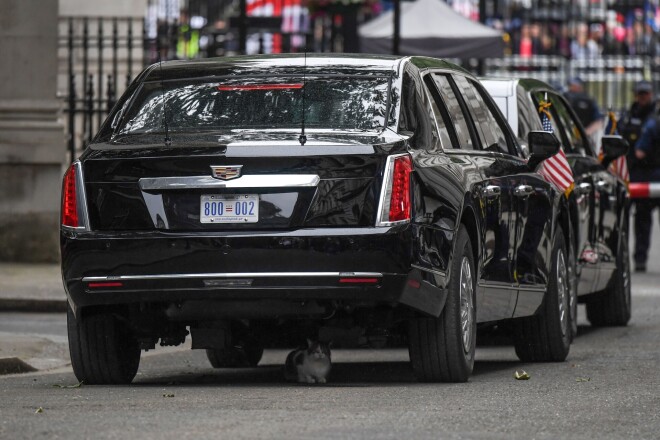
{"left": 571, "top": 23, "right": 600, "bottom": 60}
{"left": 564, "top": 77, "right": 603, "bottom": 137}
{"left": 519, "top": 23, "right": 533, "bottom": 58}
{"left": 624, "top": 81, "right": 660, "bottom": 272}
{"left": 620, "top": 80, "right": 657, "bottom": 171}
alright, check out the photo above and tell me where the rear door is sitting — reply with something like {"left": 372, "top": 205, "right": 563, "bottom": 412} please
{"left": 426, "top": 73, "right": 519, "bottom": 321}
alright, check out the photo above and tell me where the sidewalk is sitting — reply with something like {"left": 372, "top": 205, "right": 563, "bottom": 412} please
{"left": 0, "top": 264, "right": 69, "bottom": 374}
{"left": 0, "top": 264, "right": 66, "bottom": 312}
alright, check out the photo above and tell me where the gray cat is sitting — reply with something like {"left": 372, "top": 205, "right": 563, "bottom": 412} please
{"left": 284, "top": 339, "right": 332, "bottom": 384}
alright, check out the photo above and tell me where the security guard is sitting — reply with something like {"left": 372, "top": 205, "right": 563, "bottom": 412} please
{"left": 564, "top": 77, "right": 603, "bottom": 136}
{"left": 620, "top": 80, "right": 657, "bottom": 177}
{"left": 623, "top": 80, "right": 660, "bottom": 272}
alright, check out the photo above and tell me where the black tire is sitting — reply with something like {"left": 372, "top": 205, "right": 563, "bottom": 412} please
{"left": 408, "top": 224, "right": 476, "bottom": 383}
{"left": 206, "top": 346, "right": 263, "bottom": 368}
{"left": 513, "top": 226, "right": 571, "bottom": 362}
{"left": 67, "top": 305, "right": 141, "bottom": 385}
{"left": 586, "top": 227, "right": 631, "bottom": 326}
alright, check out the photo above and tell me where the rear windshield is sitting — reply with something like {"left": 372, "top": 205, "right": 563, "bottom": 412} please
{"left": 117, "top": 75, "right": 390, "bottom": 134}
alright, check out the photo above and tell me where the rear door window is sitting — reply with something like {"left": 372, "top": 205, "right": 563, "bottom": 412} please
{"left": 422, "top": 75, "right": 456, "bottom": 149}
{"left": 549, "top": 93, "right": 592, "bottom": 156}
{"left": 430, "top": 74, "right": 476, "bottom": 150}
{"left": 452, "top": 75, "right": 512, "bottom": 155}
{"left": 517, "top": 89, "right": 543, "bottom": 141}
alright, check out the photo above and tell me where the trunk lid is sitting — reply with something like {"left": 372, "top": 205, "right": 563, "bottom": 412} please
{"left": 82, "top": 131, "right": 406, "bottom": 231}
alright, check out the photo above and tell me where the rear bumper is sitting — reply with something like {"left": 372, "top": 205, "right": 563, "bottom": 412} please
{"left": 61, "top": 227, "right": 438, "bottom": 313}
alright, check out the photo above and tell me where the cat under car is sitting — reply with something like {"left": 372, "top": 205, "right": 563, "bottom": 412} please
{"left": 284, "top": 339, "right": 332, "bottom": 384}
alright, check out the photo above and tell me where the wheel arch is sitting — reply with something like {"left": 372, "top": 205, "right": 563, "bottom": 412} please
{"left": 616, "top": 184, "right": 631, "bottom": 251}
{"left": 459, "top": 203, "right": 480, "bottom": 269}
{"left": 556, "top": 195, "right": 572, "bottom": 251}
{"left": 565, "top": 193, "right": 579, "bottom": 257}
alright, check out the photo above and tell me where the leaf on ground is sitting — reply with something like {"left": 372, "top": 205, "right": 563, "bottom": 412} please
{"left": 52, "top": 381, "right": 84, "bottom": 389}
{"left": 514, "top": 370, "right": 530, "bottom": 380}
{"left": 576, "top": 377, "right": 591, "bottom": 382}
{"left": 163, "top": 393, "right": 175, "bottom": 398}
{"left": 34, "top": 407, "right": 43, "bottom": 414}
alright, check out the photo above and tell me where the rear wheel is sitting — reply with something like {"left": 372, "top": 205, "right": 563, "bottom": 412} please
{"left": 206, "top": 346, "right": 263, "bottom": 368}
{"left": 67, "top": 305, "right": 141, "bottom": 384}
{"left": 408, "top": 225, "right": 476, "bottom": 383}
{"left": 513, "top": 226, "right": 571, "bottom": 362}
{"left": 204, "top": 320, "right": 264, "bottom": 368}
{"left": 586, "top": 227, "right": 631, "bottom": 326}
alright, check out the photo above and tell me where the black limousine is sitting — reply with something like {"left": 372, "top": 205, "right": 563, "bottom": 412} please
{"left": 482, "top": 78, "right": 631, "bottom": 337}
{"left": 62, "top": 54, "right": 571, "bottom": 384}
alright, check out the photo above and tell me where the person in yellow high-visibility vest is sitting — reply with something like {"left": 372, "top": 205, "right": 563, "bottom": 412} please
{"left": 177, "top": 22, "right": 200, "bottom": 59}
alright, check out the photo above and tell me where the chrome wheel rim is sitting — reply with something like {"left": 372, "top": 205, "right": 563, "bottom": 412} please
{"left": 460, "top": 256, "right": 474, "bottom": 353}
{"left": 568, "top": 250, "right": 578, "bottom": 334}
{"left": 557, "top": 251, "right": 569, "bottom": 338}
{"left": 622, "top": 236, "right": 631, "bottom": 309}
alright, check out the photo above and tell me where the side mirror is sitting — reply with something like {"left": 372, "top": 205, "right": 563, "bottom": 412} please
{"left": 527, "top": 130, "right": 561, "bottom": 169}
{"left": 601, "top": 135, "right": 629, "bottom": 168}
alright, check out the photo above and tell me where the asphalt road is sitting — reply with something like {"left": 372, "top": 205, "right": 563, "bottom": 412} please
{"left": 1, "top": 278, "right": 659, "bottom": 440}
{"left": 2, "top": 229, "right": 660, "bottom": 439}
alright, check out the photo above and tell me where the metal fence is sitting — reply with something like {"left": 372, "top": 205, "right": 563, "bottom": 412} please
{"left": 483, "top": 55, "right": 660, "bottom": 114}
{"left": 57, "top": 17, "right": 660, "bottom": 162}
{"left": 58, "top": 16, "right": 147, "bottom": 162}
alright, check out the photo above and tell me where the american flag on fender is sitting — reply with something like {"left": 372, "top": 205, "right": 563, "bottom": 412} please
{"left": 602, "top": 111, "right": 630, "bottom": 186}
{"left": 537, "top": 101, "right": 575, "bottom": 197}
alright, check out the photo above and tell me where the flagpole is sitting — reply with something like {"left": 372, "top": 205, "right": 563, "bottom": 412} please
{"left": 393, "top": 0, "right": 400, "bottom": 55}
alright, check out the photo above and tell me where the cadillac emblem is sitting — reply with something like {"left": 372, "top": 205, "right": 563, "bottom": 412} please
{"left": 211, "top": 165, "right": 243, "bottom": 181}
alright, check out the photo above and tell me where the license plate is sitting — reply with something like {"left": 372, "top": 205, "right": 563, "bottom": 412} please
{"left": 200, "top": 194, "right": 259, "bottom": 223}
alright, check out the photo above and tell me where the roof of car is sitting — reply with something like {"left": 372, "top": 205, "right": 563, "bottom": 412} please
{"left": 141, "top": 54, "right": 470, "bottom": 82}
{"left": 480, "top": 77, "right": 555, "bottom": 97}
{"left": 480, "top": 78, "right": 518, "bottom": 97}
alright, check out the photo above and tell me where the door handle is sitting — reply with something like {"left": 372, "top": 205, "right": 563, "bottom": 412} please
{"left": 577, "top": 182, "right": 592, "bottom": 194}
{"left": 514, "top": 184, "right": 534, "bottom": 198}
{"left": 482, "top": 185, "right": 501, "bottom": 198}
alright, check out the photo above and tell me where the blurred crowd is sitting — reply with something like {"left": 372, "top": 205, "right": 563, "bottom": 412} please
{"left": 453, "top": 1, "right": 660, "bottom": 59}
{"left": 505, "top": 20, "right": 660, "bottom": 59}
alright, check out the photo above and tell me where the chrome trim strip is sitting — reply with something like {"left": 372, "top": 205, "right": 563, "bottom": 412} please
{"left": 478, "top": 282, "right": 515, "bottom": 290}
{"left": 518, "top": 286, "right": 546, "bottom": 293}
{"left": 375, "top": 153, "right": 410, "bottom": 227}
{"left": 478, "top": 282, "right": 546, "bottom": 293}
{"left": 75, "top": 160, "right": 90, "bottom": 231}
{"left": 411, "top": 264, "right": 447, "bottom": 278}
{"left": 61, "top": 225, "right": 88, "bottom": 233}
{"left": 139, "top": 174, "right": 320, "bottom": 191}
{"left": 82, "top": 272, "right": 384, "bottom": 282}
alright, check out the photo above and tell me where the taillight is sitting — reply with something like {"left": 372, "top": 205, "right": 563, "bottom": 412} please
{"left": 389, "top": 155, "right": 413, "bottom": 222}
{"left": 62, "top": 164, "right": 79, "bottom": 227}
{"left": 376, "top": 154, "right": 413, "bottom": 226}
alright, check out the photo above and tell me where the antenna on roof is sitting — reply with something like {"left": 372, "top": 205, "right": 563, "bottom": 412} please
{"left": 298, "top": 49, "right": 307, "bottom": 146}
{"left": 157, "top": 42, "right": 172, "bottom": 147}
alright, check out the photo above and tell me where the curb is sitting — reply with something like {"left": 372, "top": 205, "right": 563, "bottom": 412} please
{"left": 0, "top": 299, "right": 67, "bottom": 313}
